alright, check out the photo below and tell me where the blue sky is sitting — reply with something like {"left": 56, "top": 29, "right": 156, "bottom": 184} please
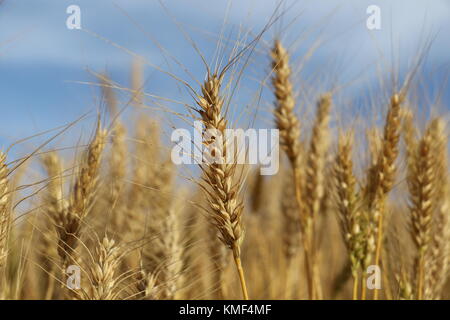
{"left": 1, "top": 0, "right": 449, "bottom": 152}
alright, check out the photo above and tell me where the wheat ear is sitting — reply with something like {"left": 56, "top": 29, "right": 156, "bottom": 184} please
{"left": 208, "top": 226, "right": 229, "bottom": 299}
{"left": 0, "top": 152, "right": 10, "bottom": 275}
{"left": 281, "top": 169, "right": 302, "bottom": 263}
{"left": 365, "top": 93, "right": 402, "bottom": 299}
{"left": 303, "top": 93, "right": 332, "bottom": 299}
{"left": 426, "top": 119, "right": 449, "bottom": 299}
{"left": 108, "top": 122, "right": 127, "bottom": 234}
{"left": 408, "top": 118, "right": 445, "bottom": 299}
{"left": 271, "top": 40, "right": 301, "bottom": 167}
{"left": 80, "top": 237, "right": 123, "bottom": 300}
{"left": 160, "top": 207, "right": 184, "bottom": 299}
{"left": 53, "top": 123, "right": 106, "bottom": 272}
{"left": 271, "top": 40, "right": 316, "bottom": 299}
{"left": 195, "top": 72, "right": 248, "bottom": 300}
{"left": 280, "top": 168, "right": 301, "bottom": 298}
{"left": 333, "top": 132, "right": 364, "bottom": 299}
{"left": 41, "top": 152, "right": 65, "bottom": 299}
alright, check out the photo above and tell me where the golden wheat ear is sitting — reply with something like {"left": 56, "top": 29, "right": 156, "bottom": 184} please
{"left": 48, "top": 122, "right": 106, "bottom": 297}
{"left": 194, "top": 73, "right": 248, "bottom": 300}
{"left": 78, "top": 236, "right": 124, "bottom": 300}
{"left": 107, "top": 120, "right": 127, "bottom": 235}
{"left": 332, "top": 131, "right": 364, "bottom": 300}
{"left": 0, "top": 152, "right": 10, "bottom": 276}
{"left": 363, "top": 93, "right": 403, "bottom": 300}
{"left": 304, "top": 93, "right": 332, "bottom": 300}
{"left": 426, "top": 119, "right": 449, "bottom": 300}
{"left": 407, "top": 118, "right": 448, "bottom": 300}
{"left": 271, "top": 39, "right": 317, "bottom": 299}
{"left": 41, "top": 152, "right": 65, "bottom": 299}
{"left": 271, "top": 40, "right": 301, "bottom": 168}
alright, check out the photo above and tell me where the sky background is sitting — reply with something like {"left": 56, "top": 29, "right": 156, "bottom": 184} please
{"left": 0, "top": 0, "right": 449, "bottom": 155}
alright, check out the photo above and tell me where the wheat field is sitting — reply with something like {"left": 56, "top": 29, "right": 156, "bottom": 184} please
{"left": 1, "top": 2, "right": 449, "bottom": 301}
